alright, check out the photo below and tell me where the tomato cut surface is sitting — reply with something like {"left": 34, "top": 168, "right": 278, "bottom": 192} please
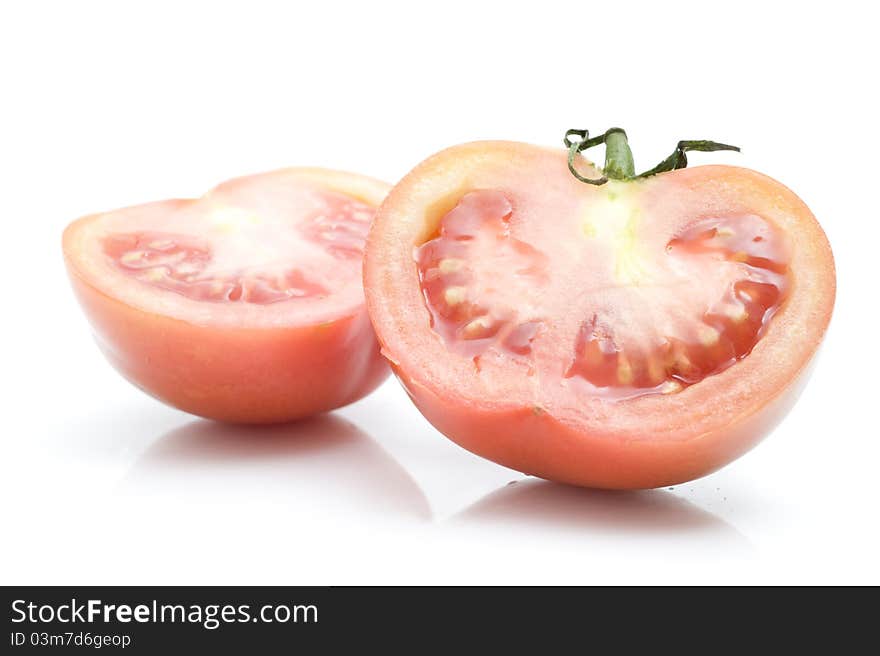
{"left": 416, "top": 189, "right": 789, "bottom": 397}
{"left": 64, "top": 168, "right": 390, "bottom": 423}
{"left": 365, "top": 141, "right": 835, "bottom": 488}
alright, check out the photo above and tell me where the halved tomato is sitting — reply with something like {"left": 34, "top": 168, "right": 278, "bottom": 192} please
{"left": 364, "top": 135, "right": 835, "bottom": 489}
{"left": 64, "top": 168, "right": 390, "bottom": 423}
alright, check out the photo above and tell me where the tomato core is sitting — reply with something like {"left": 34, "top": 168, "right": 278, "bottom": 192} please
{"left": 415, "top": 189, "right": 790, "bottom": 398}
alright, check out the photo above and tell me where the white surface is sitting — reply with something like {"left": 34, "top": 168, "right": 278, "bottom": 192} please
{"left": 1, "top": 1, "right": 877, "bottom": 585}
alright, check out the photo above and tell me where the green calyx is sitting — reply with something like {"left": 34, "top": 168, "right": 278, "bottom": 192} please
{"left": 564, "top": 127, "right": 740, "bottom": 186}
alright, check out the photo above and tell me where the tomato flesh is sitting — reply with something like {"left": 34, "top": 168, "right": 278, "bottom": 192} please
{"left": 105, "top": 230, "right": 331, "bottom": 304}
{"left": 416, "top": 189, "right": 789, "bottom": 399}
{"left": 415, "top": 191, "right": 547, "bottom": 364}
{"left": 102, "top": 188, "right": 373, "bottom": 306}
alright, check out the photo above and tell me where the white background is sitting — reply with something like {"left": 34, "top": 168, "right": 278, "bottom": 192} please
{"left": 2, "top": 1, "right": 877, "bottom": 584}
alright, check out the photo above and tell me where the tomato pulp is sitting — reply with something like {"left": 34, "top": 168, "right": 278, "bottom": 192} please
{"left": 64, "top": 168, "right": 391, "bottom": 423}
{"left": 365, "top": 135, "right": 835, "bottom": 488}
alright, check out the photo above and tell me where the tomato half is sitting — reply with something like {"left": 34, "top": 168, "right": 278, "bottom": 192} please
{"left": 64, "top": 168, "right": 390, "bottom": 423}
{"left": 364, "top": 137, "right": 835, "bottom": 489}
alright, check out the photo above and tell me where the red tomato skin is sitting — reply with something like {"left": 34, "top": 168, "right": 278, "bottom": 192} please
{"left": 392, "top": 355, "right": 816, "bottom": 489}
{"left": 65, "top": 262, "right": 388, "bottom": 423}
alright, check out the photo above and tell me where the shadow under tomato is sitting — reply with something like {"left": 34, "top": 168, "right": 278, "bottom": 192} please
{"left": 121, "top": 414, "right": 431, "bottom": 520}
{"left": 452, "top": 478, "right": 747, "bottom": 541}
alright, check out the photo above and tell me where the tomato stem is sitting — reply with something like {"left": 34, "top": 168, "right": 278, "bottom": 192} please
{"left": 564, "top": 128, "right": 740, "bottom": 185}
{"left": 603, "top": 129, "right": 635, "bottom": 180}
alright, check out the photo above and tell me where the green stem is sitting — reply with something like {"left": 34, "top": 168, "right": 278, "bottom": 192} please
{"left": 603, "top": 129, "right": 635, "bottom": 180}
{"left": 563, "top": 127, "right": 740, "bottom": 187}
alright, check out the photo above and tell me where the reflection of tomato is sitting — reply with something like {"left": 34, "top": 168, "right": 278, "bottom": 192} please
{"left": 64, "top": 168, "right": 390, "bottom": 423}
{"left": 365, "top": 138, "right": 835, "bottom": 488}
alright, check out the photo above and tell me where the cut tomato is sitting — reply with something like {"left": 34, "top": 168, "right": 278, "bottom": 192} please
{"left": 64, "top": 168, "right": 390, "bottom": 423}
{"left": 364, "top": 134, "right": 835, "bottom": 488}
